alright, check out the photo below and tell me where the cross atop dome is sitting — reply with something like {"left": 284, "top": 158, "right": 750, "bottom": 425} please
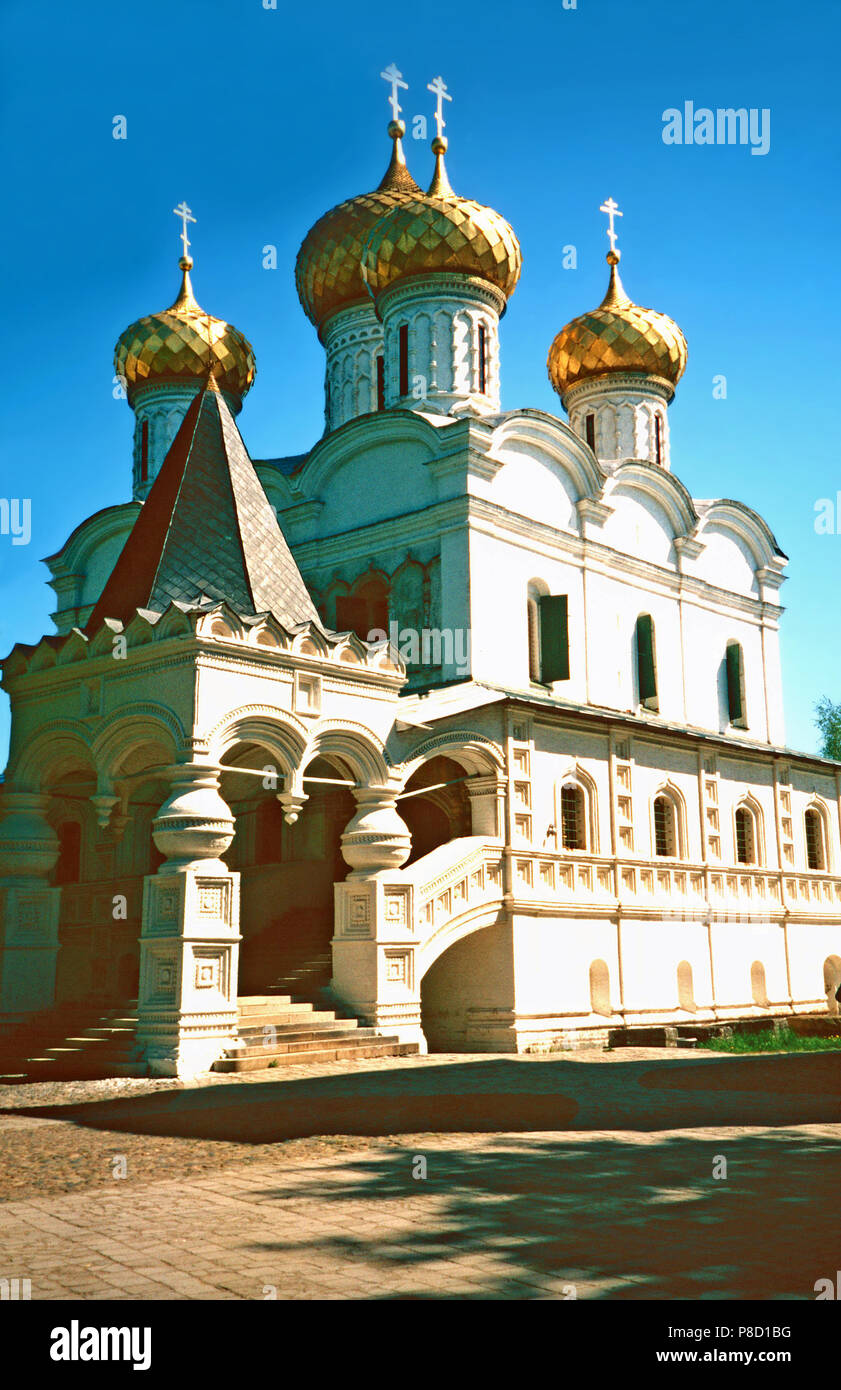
{"left": 427, "top": 75, "right": 452, "bottom": 140}
{"left": 173, "top": 201, "right": 196, "bottom": 262}
{"left": 381, "top": 63, "right": 408, "bottom": 122}
{"left": 599, "top": 196, "right": 623, "bottom": 258}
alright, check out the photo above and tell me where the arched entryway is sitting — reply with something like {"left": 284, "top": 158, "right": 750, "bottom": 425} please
{"left": 400, "top": 755, "right": 472, "bottom": 864}
{"left": 420, "top": 918, "right": 513, "bottom": 1052}
{"left": 219, "top": 748, "right": 355, "bottom": 997}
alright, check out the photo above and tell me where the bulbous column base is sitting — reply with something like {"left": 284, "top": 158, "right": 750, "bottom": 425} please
{"left": 340, "top": 789, "right": 412, "bottom": 878}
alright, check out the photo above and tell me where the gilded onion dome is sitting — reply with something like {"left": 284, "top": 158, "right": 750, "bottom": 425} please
{"left": 295, "top": 121, "right": 422, "bottom": 334}
{"left": 548, "top": 250, "right": 687, "bottom": 399}
{"left": 114, "top": 257, "right": 257, "bottom": 402}
{"left": 360, "top": 136, "right": 522, "bottom": 303}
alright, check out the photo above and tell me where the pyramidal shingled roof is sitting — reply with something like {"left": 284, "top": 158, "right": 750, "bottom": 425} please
{"left": 87, "top": 378, "right": 320, "bottom": 632}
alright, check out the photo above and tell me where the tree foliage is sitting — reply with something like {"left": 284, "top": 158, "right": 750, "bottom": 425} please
{"left": 815, "top": 697, "right": 841, "bottom": 760}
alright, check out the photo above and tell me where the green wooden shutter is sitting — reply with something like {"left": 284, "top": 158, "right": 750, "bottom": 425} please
{"left": 539, "top": 594, "right": 570, "bottom": 683}
{"left": 726, "top": 643, "right": 744, "bottom": 722}
{"left": 636, "top": 614, "right": 657, "bottom": 702}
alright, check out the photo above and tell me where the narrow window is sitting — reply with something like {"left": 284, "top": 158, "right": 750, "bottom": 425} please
{"left": 735, "top": 806, "right": 755, "bottom": 865}
{"left": 589, "top": 960, "right": 612, "bottom": 1016}
{"left": 653, "top": 795, "right": 677, "bottom": 857}
{"left": 54, "top": 822, "right": 81, "bottom": 885}
{"left": 751, "top": 960, "right": 769, "bottom": 1008}
{"left": 538, "top": 594, "right": 570, "bottom": 683}
{"left": 140, "top": 420, "right": 149, "bottom": 483}
{"left": 478, "top": 323, "right": 487, "bottom": 394}
{"left": 635, "top": 613, "right": 658, "bottom": 710}
{"left": 805, "top": 808, "right": 825, "bottom": 871}
{"left": 560, "top": 784, "right": 586, "bottom": 850}
{"left": 726, "top": 641, "right": 746, "bottom": 726}
{"left": 376, "top": 355, "right": 385, "bottom": 411}
{"left": 654, "top": 414, "right": 663, "bottom": 466}
{"left": 527, "top": 597, "right": 541, "bottom": 682}
{"left": 398, "top": 324, "right": 409, "bottom": 397}
{"left": 585, "top": 413, "right": 596, "bottom": 450}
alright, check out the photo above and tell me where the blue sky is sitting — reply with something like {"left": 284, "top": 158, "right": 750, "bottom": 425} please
{"left": 1, "top": 0, "right": 839, "bottom": 758}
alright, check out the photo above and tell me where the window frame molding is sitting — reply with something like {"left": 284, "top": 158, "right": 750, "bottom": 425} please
{"left": 650, "top": 781, "right": 687, "bottom": 860}
{"left": 733, "top": 794, "right": 765, "bottom": 867}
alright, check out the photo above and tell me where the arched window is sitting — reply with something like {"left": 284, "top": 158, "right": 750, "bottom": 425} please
{"left": 653, "top": 794, "right": 678, "bottom": 858}
{"left": 336, "top": 574, "right": 389, "bottom": 642}
{"left": 589, "top": 959, "right": 612, "bottom": 1016}
{"left": 635, "top": 613, "right": 658, "bottom": 711}
{"left": 527, "top": 583, "right": 569, "bottom": 685}
{"left": 654, "top": 413, "right": 663, "bottom": 466}
{"left": 477, "top": 323, "right": 487, "bottom": 395}
{"left": 376, "top": 355, "right": 385, "bottom": 411}
{"left": 54, "top": 821, "right": 81, "bottom": 885}
{"left": 805, "top": 807, "right": 827, "bottom": 871}
{"left": 140, "top": 419, "right": 149, "bottom": 483}
{"left": 726, "top": 641, "right": 747, "bottom": 727}
{"left": 398, "top": 324, "right": 409, "bottom": 397}
{"left": 735, "top": 805, "right": 757, "bottom": 865}
{"left": 750, "top": 960, "right": 769, "bottom": 1008}
{"left": 560, "top": 783, "right": 586, "bottom": 850}
{"left": 677, "top": 960, "right": 696, "bottom": 1012}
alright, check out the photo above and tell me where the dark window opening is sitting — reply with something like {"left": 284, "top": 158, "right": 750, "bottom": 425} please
{"left": 654, "top": 414, "right": 663, "bottom": 466}
{"left": 635, "top": 613, "right": 658, "bottom": 710}
{"left": 654, "top": 796, "right": 677, "bottom": 857}
{"left": 735, "top": 807, "right": 756, "bottom": 865}
{"left": 560, "top": 784, "right": 586, "bottom": 850}
{"left": 529, "top": 593, "right": 570, "bottom": 684}
{"left": 585, "top": 413, "right": 596, "bottom": 450}
{"left": 726, "top": 641, "right": 746, "bottom": 726}
{"left": 805, "top": 809, "right": 825, "bottom": 871}
{"left": 398, "top": 325, "right": 409, "bottom": 397}
{"left": 478, "top": 324, "right": 487, "bottom": 394}
{"left": 140, "top": 420, "right": 149, "bottom": 483}
{"left": 376, "top": 355, "right": 385, "bottom": 411}
{"left": 336, "top": 580, "right": 389, "bottom": 642}
{"left": 54, "top": 821, "right": 81, "bottom": 885}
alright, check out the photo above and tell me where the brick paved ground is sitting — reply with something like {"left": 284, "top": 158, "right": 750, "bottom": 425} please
{"left": 1, "top": 1050, "right": 839, "bottom": 1299}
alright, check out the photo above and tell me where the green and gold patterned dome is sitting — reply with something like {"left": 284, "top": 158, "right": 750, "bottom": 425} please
{"left": 548, "top": 251, "right": 687, "bottom": 399}
{"left": 295, "top": 122, "right": 421, "bottom": 334}
{"left": 114, "top": 258, "right": 257, "bottom": 402}
{"left": 360, "top": 136, "right": 522, "bottom": 303}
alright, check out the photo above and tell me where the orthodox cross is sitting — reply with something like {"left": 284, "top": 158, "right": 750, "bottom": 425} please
{"left": 173, "top": 201, "right": 196, "bottom": 258}
{"left": 599, "top": 197, "right": 623, "bottom": 254}
{"left": 380, "top": 64, "right": 408, "bottom": 121}
{"left": 427, "top": 75, "right": 452, "bottom": 139}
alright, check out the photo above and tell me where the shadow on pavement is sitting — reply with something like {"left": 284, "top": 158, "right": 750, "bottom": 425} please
{"left": 3, "top": 1052, "right": 840, "bottom": 1144}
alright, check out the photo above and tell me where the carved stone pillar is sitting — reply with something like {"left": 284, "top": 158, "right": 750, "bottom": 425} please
{"left": 467, "top": 774, "right": 506, "bottom": 838}
{"left": 0, "top": 791, "right": 61, "bottom": 1034}
{"left": 136, "top": 763, "right": 241, "bottom": 1078}
{"left": 332, "top": 788, "right": 425, "bottom": 1049}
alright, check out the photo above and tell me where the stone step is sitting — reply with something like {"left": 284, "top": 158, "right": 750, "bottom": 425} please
{"left": 226, "top": 1029, "right": 381, "bottom": 1056}
{"left": 237, "top": 1000, "right": 313, "bottom": 1020}
{"left": 212, "top": 1039, "right": 419, "bottom": 1072}
{"left": 233, "top": 1010, "right": 341, "bottom": 1031}
{"left": 236, "top": 1019, "right": 364, "bottom": 1039}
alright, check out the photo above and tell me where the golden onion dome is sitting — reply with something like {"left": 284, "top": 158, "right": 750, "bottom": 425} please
{"left": 114, "top": 258, "right": 256, "bottom": 401}
{"left": 360, "top": 136, "right": 522, "bottom": 303}
{"left": 295, "top": 121, "right": 422, "bottom": 333}
{"left": 548, "top": 250, "right": 687, "bottom": 399}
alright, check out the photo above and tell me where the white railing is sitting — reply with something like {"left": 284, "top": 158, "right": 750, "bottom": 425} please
{"left": 401, "top": 836, "right": 504, "bottom": 936}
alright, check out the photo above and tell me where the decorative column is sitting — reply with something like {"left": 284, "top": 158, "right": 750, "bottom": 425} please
{"left": 332, "top": 787, "right": 426, "bottom": 1050}
{"left": 136, "top": 762, "right": 241, "bottom": 1078}
{"left": 0, "top": 791, "right": 61, "bottom": 1035}
{"left": 466, "top": 774, "right": 506, "bottom": 837}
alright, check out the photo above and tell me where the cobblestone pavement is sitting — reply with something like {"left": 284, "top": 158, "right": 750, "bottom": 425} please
{"left": 1, "top": 1050, "right": 839, "bottom": 1299}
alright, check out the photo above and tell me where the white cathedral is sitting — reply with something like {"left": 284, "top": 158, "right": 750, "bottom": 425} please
{"left": 2, "top": 75, "right": 840, "bottom": 1078}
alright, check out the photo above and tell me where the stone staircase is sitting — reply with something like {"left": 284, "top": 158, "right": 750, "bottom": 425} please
{"left": 0, "top": 1001, "right": 144, "bottom": 1083}
{"left": 211, "top": 995, "right": 418, "bottom": 1072}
